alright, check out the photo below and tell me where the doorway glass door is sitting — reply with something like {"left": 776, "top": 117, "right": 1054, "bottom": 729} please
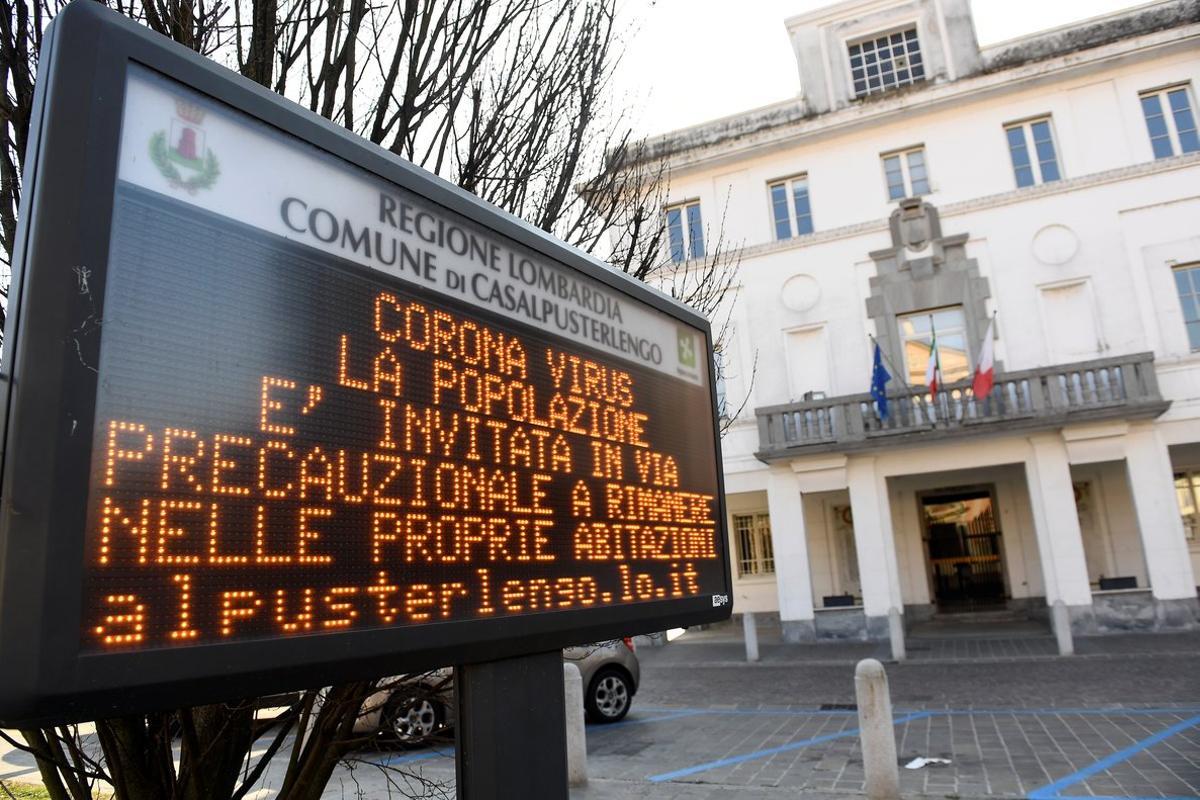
{"left": 922, "top": 491, "right": 1007, "bottom": 609}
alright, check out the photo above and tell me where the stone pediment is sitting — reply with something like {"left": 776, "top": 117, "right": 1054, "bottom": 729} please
{"left": 865, "top": 199, "right": 991, "bottom": 377}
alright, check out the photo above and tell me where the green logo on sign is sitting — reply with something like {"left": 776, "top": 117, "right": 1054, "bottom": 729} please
{"left": 677, "top": 330, "right": 697, "bottom": 369}
{"left": 149, "top": 98, "right": 220, "bottom": 195}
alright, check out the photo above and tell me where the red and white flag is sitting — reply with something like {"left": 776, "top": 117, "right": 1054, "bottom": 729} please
{"left": 924, "top": 325, "right": 941, "bottom": 399}
{"left": 972, "top": 316, "right": 996, "bottom": 400}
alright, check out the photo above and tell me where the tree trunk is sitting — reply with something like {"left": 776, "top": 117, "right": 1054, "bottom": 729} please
{"left": 94, "top": 717, "right": 175, "bottom": 800}
{"left": 242, "top": 0, "right": 278, "bottom": 87}
{"left": 175, "top": 705, "right": 256, "bottom": 799}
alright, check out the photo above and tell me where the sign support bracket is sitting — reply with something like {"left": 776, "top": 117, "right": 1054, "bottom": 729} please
{"left": 454, "top": 651, "right": 568, "bottom": 800}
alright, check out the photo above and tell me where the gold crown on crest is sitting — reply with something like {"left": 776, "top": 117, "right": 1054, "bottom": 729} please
{"left": 174, "top": 98, "right": 207, "bottom": 124}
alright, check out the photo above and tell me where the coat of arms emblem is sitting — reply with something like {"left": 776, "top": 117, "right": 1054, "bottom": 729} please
{"left": 677, "top": 329, "right": 697, "bottom": 369}
{"left": 149, "top": 97, "right": 220, "bottom": 194}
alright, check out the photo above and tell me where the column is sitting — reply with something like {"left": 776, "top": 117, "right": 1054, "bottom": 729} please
{"left": 1124, "top": 423, "right": 1199, "bottom": 627}
{"left": 765, "top": 467, "right": 816, "bottom": 642}
{"left": 1025, "top": 434, "right": 1094, "bottom": 631}
{"left": 846, "top": 457, "right": 904, "bottom": 640}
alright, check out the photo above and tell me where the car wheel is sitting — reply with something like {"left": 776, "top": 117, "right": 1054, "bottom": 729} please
{"left": 383, "top": 692, "right": 444, "bottom": 746}
{"left": 585, "top": 668, "right": 632, "bottom": 723}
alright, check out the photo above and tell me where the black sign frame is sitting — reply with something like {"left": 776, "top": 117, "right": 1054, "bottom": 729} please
{"left": 0, "top": 0, "right": 731, "bottom": 727}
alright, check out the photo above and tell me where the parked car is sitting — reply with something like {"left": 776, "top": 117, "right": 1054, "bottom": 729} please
{"left": 355, "top": 638, "right": 640, "bottom": 745}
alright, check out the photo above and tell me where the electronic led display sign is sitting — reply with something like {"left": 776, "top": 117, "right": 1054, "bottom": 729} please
{"left": 0, "top": 3, "right": 730, "bottom": 726}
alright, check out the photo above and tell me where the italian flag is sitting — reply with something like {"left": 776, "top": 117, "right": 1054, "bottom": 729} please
{"left": 973, "top": 316, "right": 996, "bottom": 400}
{"left": 924, "top": 325, "right": 942, "bottom": 399}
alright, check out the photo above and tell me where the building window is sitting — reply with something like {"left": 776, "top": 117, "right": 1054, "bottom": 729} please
{"left": 733, "top": 513, "right": 774, "bottom": 576}
{"left": 1005, "top": 118, "right": 1061, "bottom": 188}
{"left": 882, "top": 147, "right": 930, "bottom": 200}
{"left": 1140, "top": 85, "right": 1199, "bottom": 159}
{"left": 665, "top": 201, "right": 704, "bottom": 264}
{"left": 768, "top": 175, "right": 813, "bottom": 240}
{"left": 1174, "top": 471, "right": 1200, "bottom": 540}
{"left": 848, "top": 27, "right": 924, "bottom": 98}
{"left": 1173, "top": 264, "right": 1200, "bottom": 351}
{"left": 898, "top": 306, "right": 970, "bottom": 386}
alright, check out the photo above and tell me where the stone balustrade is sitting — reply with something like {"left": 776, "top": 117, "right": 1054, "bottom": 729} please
{"left": 756, "top": 352, "right": 1169, "bottom": 460}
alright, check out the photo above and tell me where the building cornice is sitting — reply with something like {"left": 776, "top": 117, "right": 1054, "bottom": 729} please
{"left": 640, "top": 23, "right": 1200, "bottom": 177}
{"left": 784, "top": 0, "right": 913, "bottom": 31}
{"left": 706, "top": 151, "right": 1200, "bottom": 264}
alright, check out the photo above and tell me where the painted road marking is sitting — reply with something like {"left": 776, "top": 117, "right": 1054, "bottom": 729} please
{"left": 359, "top": 704, "right": 1200, "bottom": 793}
{"left": 588, "top": 709, "right": 707, "bottom": 732}
{"left": 647, "top": 711, "right": 932, "bottom": 782}
{"left": 639, "top": 707, "right": 1200, "bottom": 786}
{"left": 369, "top": 747, "right": 454, "bottom": 767}
{"left": 639, "top": 705, "right": 1200, "bottom": 717}
{"left": 1027, "top": 713, "right": 1200, "bottom": 800}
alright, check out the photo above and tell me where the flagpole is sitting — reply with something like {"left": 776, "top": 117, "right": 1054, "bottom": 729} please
{"left": 929, "top": 313, "right": 941, "bottom": 392}
{"left": 982, "top": 309, "right": 997, "bottom": 370}
{"left": 867, "top": 334, "right": 921, "bottom": 401}
{"left": 972, "top": 310, "right": 999, "bottom": 406}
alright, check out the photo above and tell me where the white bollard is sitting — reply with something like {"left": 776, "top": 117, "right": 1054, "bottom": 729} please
{"left": 743, "top": 611, "right": 760, "bottom": 662}
{"left": 888, "top": 607, "right": 906, "bottom": 663}
{"left": 563, "top": 662, "right": 588, "bottom": 787}
{"left": 855, "top": 659, "right": 900, "bottom": 800}
{"left": 1052, "top": 599, "right": 1074, "bottom": 656}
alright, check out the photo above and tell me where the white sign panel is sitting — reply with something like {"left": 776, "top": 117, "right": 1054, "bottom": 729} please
{"left": 116, "top": 69, "right": 706, "bottom": 386}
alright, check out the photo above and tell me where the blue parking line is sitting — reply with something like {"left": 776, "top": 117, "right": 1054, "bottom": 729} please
{"left": 945, "top": 707, "right": 1200, "bottom": 717}
{"left": 369, "top": 747, "right": 454, "bottom": 767}
{"left": 1027, "top": 714, "right": 1200, "bottom": 800}
{"left": 589, "top": 709, "right": 707, "bottom": 732}
{"left": 647, "top": 711, "right": 932, "bottom": 782}
{"left": 359, "top": 705, "right": 1200, "bottom": 784}
{"left": 641, "top": 705, "right": 1200, "bottom": 718}
{"left": 637, "top": 706, "right": 859, "bottom": 717}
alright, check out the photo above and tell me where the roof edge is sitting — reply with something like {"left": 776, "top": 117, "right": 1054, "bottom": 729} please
{"left": 616, "top": 0, "right": 1199, "bottom": 171}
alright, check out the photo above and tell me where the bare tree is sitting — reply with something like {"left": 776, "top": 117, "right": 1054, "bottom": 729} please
{"left": 0, "top": 1, "right": 747, "bottom": 797}
{"left": 2, "top": 677, "right": 455, "bottom": 799}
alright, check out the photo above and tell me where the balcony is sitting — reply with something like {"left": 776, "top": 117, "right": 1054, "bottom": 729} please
{"left": 756, "top": 352, "right": 1169, "bottom": 460}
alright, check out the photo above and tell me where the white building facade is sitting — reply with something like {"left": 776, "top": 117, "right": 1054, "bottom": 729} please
{"left": 643, "top": 0, "right": 1200, "bottom": 643}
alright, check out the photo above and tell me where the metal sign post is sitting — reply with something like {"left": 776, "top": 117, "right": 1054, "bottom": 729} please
{"left": 455, "top": 652, "right": 568, "bottom": 800}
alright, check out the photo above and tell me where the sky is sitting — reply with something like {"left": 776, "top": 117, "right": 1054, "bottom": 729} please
{"left": 611, "top": 0, "right": 1150, "bottom": 136}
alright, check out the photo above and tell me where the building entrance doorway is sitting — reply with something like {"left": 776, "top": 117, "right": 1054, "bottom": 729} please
{"left": 921, "top": 489, "right": 1007, "bottom": 610}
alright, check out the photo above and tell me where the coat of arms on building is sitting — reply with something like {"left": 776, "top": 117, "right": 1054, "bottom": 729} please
{"left": 149, "top": 98, "right": 220, "bottom": 194}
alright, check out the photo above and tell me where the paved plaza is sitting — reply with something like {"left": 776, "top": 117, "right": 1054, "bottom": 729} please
{"left": 318, "top": 624, "right": 1200, "bottom": 799}
{"left": 2, "top": 624, "right": 1198, "bottom": 799}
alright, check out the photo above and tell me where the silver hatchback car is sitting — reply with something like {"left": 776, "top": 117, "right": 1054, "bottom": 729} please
{"left": 356, "top": 638, "right": 641, "bottom": 745}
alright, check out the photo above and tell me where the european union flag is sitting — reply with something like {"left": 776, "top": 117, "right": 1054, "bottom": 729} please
{"left": 871, "top": 343, "right": 891, "bottom": 420}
